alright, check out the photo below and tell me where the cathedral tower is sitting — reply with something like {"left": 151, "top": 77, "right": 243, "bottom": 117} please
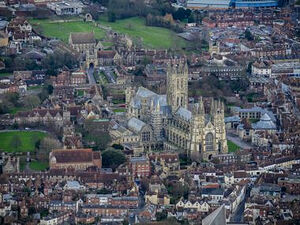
{"left": 190, "top": 97, "right": 205, "bottom": 162}
{"left": 166, "top": 61, "right": 188, "bottom": 113}
{"left": 212, "top": 99, "right": 228, "bottom": 154}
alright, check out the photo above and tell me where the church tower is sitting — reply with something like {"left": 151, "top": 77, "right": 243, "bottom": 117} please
{"left": 151, "top": 100, "right": 164, "bottom": 142}
{"left": 211, "top": 99, "right": 228, "bottom": 155}
{"left": 166, "top": 61, "right": 188, "bottom": 113}
{"left": 190, "top": 97, "right": 205, "bottom": 162}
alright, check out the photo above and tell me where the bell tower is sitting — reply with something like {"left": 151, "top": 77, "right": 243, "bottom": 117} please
{"left": 166, "top": 61, "right": 188, "bottom": 113}
{"left": 190, "top": 97, "right": 205, "bottom": 162}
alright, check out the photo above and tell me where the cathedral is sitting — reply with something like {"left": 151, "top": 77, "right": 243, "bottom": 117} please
{"left": 122, "top": 61, "right": 228, "bottom": 162}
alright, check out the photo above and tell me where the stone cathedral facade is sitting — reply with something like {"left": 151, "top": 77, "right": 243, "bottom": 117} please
{"left": 124, "top": 61, "right": 228, "bottom": 162}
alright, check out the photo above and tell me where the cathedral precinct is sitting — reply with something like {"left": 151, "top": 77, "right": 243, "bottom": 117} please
{"left": 111, "top": 60, "right": 228, "bottom": 162}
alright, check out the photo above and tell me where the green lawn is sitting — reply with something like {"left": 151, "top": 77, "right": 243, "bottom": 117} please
{"left": 30, "top": 19, "right": 106, "bottom": 42}
{"left": 0, "top": 72, "right": 12, "bottom": 78}
{"left": 77, "top": 89, "right": 84, "bottom": 96}
{"left": 113, "top": 108, "right": 126, "bottom": 113}
{"left": 27, "top": 85, "right": 42, "bottom": 90}
{"left": 0, "top": 131, "right": 47, "bottom": 152}
{"left": 29, "top": 161, "right": 49, "bottom": 171}
{"left": 98, "top": 17, "right": 187, "bottom": 49}
{"left": 227, "top": 140, "right": 240, "bottom": 153}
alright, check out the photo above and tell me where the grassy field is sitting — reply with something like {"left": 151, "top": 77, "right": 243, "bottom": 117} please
{"left": 29, "top": 161, "right": 49, "bottom": 171}
{"left": 0, "top": 72, "right": 13, "bottom": 78}
{"left": 30, "top": 19, "right": 106, "bottom": 42}
{"left": 0, "top": 131, "right": 47, "bottom": 152}
{"left": 98, "top": 17, "right": 187, "bottom": 49}
{"left": 227, "top": 140, "right": 240, "bottom": 153}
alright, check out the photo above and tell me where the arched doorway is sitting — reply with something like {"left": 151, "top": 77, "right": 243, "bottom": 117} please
{"left": 89, "top": 62, "right": 94, "bottom": 69}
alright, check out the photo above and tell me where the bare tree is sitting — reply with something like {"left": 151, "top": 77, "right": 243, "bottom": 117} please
{"left": 37, "top": 137, "right": 62, "bottom": 161}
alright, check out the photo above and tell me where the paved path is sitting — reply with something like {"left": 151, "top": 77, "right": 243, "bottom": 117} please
{"left": 227, "top": 133, "right": 253, "bottom": 150}
{"left": 87, "top": 67, "right": 96, "bottom": 85}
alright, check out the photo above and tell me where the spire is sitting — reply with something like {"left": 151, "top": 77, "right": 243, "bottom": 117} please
{"left": 193, "top": 103, "right": 199, "bottom": 114}
{"left": 150, "top": 99, "right": 154, "bottom": 110}
{"left": 199, "top": 97, "right": 205, "bottom": 114}
{"left": 155, "top": 100, "right": 160, "bottom": 112}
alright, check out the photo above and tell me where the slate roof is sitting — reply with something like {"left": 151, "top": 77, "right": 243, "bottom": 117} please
{"left": 130, "top": 87, "right": 168, "bottom": 114}
{"left": 70, "top": 32, "right": 96, "bottom": 45}
{"left": 175, "top": 107, "right": 192, "bottom": 121}
{"left": 225, "top": 115, "right": 241, "bottom": 123}
{"left": 128, "top": 117, "right": 146, "bottom": 133}
{"left": 252, "top": 113, "right": 276, "bottom": 130}
{"left": 202, "top": 188, "right": 224, "bottom": 196}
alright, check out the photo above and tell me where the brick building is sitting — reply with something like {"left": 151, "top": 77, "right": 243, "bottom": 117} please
{"left": 49, "top": 149, "right": 102, "bottom": 171}
{"left": 129, "top": 156, "right": 150, "bottom": 178}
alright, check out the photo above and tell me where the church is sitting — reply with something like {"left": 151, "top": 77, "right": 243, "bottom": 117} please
{"left": 115, "top": 60, "right": 228, "bottom": 162}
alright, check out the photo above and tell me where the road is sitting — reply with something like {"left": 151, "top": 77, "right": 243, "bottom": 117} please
{"left": 231, "top": 198, "right": 246, "bottom": 222}
{"left": 227, "top": 133, "right": 253, "bottom": 150}
{"left": 230, "top": 186, "right": 250, "bottom": 223}
{"left": 87, "top": 66, "right": 96, "bottom": 85}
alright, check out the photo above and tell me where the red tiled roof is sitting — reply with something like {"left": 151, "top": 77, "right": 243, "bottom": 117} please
{"left": 51, "top": 148, "right": 95, "bottom": 164}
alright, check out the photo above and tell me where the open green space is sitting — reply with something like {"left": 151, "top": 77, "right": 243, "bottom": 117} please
{"left": 0, "top": 72, "right": 12, "bottom": 78}
{"left": 113, "top": 108, "right": 126, "bottom": 113}
{"left": 112, "top": 99, "right": 125, "bottom": 104}
{"left": 29, "top": 161, "right": 49, "bottom": 171}
{"left": 99, "top": 71, "right": 108, "bottom": 84}
{"left": 30, "top": 19, "right": 106, "bottom": 42}
{"left": 77, "top": 89, "right": 84, "bottom": 97}
{"left": 8, "top": 106, "right": 30, "bottom": 115}
{"left": 102, "top": 41, "right": 114, "bottom": 49}
{"left": 27, "top": 85, "right": 42, "bottom": 90}
{"left": 98, "top": 17, "right": 187, "bottom": 49}
{"left": 0, "top": 131, "right": 47, "bottom": 152}
{"left": 227, "top": 140, "right": 240, "bottom": 153}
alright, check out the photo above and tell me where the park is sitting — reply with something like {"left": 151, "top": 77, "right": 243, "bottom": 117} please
{"left": 30, "top": 17, "right": 188, "bottom": 49}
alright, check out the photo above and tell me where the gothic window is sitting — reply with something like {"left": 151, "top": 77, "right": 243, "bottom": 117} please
{"left": 218, "top": 142, "right": 222, "bottom": 153}
{"left": 199, "top": 144, "right": 202, "bottom": 153}
{"left": 205, "top": 133, "right": 214, "bottom": 151}
{"left": 177, "top": 97, "right": 180, "bottom": 107}
{"left": 141, "top": 131, "right": 150, "bottom": 142}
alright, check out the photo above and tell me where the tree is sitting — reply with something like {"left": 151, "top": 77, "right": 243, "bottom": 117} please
{"left": 37, "top": 137, "right": 61, "bottom": 161}
{"left": 108, "top": 11, "right": 116, "bottom": 22}
{"left": 245, "top": 29, "right": 254, "bottom": 41}
{"left": 101, "top": 148, "right": 126, "bottom": 170}
{"left": 10, "top": 135, "right": 22, "bottom": 152}
{"left": 23, "top": 95, "right": 41, "bottom": 110}
{"left": 156, "top": 210, "right": 167, "bottom": 221}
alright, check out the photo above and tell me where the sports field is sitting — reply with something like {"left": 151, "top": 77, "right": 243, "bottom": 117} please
{"left": 0, "top": 131, "right": 47, "bottom": 152}
{"left": 30, "top": 19, "right": 106, "bottom": 42}
{"left": 99, "top": 17, "right": 187, "bottom": 49}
